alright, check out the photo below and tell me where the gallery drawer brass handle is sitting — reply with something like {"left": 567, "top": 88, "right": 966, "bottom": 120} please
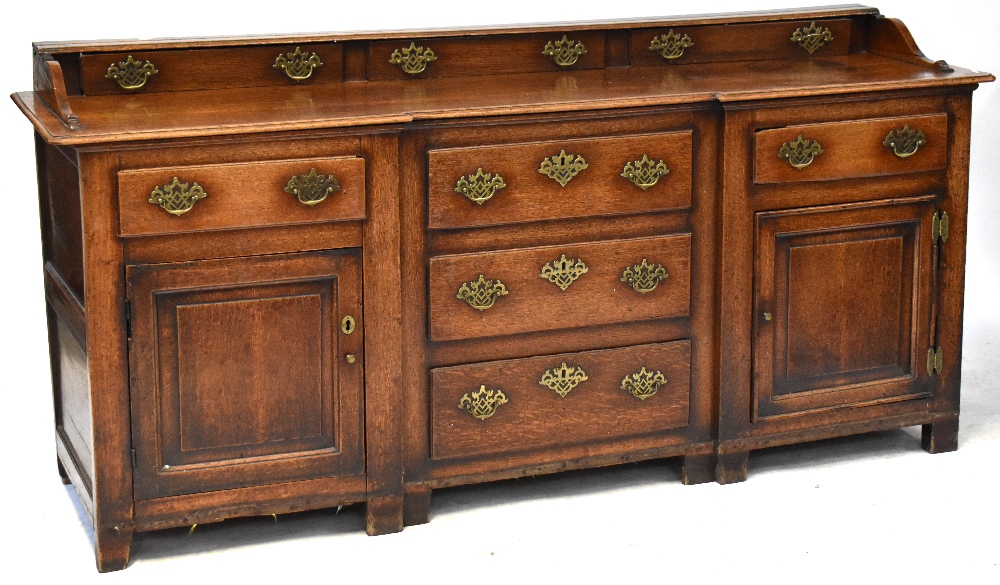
{"left": 106, "top": 55, "right": 158, "bottom": 91}
{"left": 778, "top": 135, "right": 824, "bottom": 170}
{"left": 341, "top": 315, "right": 356, "bottom": 335}
{"left": 620, "top": 259, "right": 668, "bottom": 294}
{"left": 538, "top": 150, "right": 589, "bottom": 186}
{"left": 148, "top": 177, "right": 207, "bottom": 216}
{"left": 539, "top": 254, "right": 588, "bottom": 291}
{"left": 458, "top": 385, "right": 508, "bottom": 420}
{"left": 273, "top": 47, "right": 323, "bottom": 81}
{"left": 454, "top": 168, "right": 507, "bottom": 205}
{"left": 539, "top": 362, "right": 588, "bottom": 397}
{"left": 883, "top": 125, "right": 927, "bottom": 158}
{"left": 457, "top": 275, "right": 508, "bottom": 311}
{"left": 790, "top": 21, "right": 833, "bottom": 54}
{"left": 390, "top": 42, "right": 437, "bottom": 75}
{"left": 649, "top": 30, "right": 694, "bottom": 60}
{"left": 284, "top": 168, "right": 340, "bottom": 206}
{"left": 621, "top": 367, "right": 666, "bottom": 400}
{"left": 621, "top": 155, "right": 670, "bottom": 190}
{"left": 542, "top": 35, "right": 587, "bottom": 67}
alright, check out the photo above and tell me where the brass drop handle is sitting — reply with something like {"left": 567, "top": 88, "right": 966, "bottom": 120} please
{"left": 543, "top": 36, "right": 587, "bottom": 67}
{"left": 106, "top": 55, "right": 158, "bottom": 91}
{"left": 649, "top": 30, "right": 694, "bottom": 60}
{"left": 791, "top": 22, "right": 834, "bottom": 54}
{"left": 273, "top": 47, "right": 323, "bottom": 81}
{"left": 621, "top": 155, "right": 670, "bottom": 190}
{"left": 285, "top": 169, "right": 340, "bottom": 206}
{"left": 778, "top": 135, "right": 824, "bottom": 170}
{"left": 458, "top": 385, "right": 508, "bottom": 420}
{"left": 763, "top": 312, "right": 772, "bottom": 321}
{"left": 148, "top": 177, "right": 207, "bottom": 216}
{"left": 620, "top": 259, "right": 668, "bottom": 294}
{"left": 390, "top": 42, "right": 437, "bottom": 75}
{"left": 346, "top": 354, "right": 357, "bottom": 364}
{"left": 454, "top": 169, "right": 507, "bottom": 205}
{"left": 883, "top": 126, "right": 926, "bottom": 158}
{"left": 621, "top": 367, "right": 666, "bottom": 400}
{"left": 457, "top": 275, "right": 508, "bottom": 311}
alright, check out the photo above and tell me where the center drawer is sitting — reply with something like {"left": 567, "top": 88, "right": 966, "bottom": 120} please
{"left": 428, "top": 131, "right": 692, "bottom": 229}
{"left": 429, "top": 234, "right": 691, "bottom": 341}
{"left": 431, "top": 341, "right": 691, "bottom": 461}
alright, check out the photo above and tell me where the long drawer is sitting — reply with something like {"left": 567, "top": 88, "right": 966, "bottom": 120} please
{"left": 428, "top": 234, "right": 691, "bottom": 341}
{"left": 118, "top": 157, "right": 366, "bottom": 237}
{"left": 428, "top": 132, "right": 692, "bottom": 229}
{"left": 431, "top": 341, "right": 692, "bottom": 461}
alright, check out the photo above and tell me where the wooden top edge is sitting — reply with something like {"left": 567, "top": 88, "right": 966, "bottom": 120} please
{"left": 32, "top": 4, "right": 878, "bottom": 54}
{"left": 13, "top": 58, "right": 992, "bottom": 147}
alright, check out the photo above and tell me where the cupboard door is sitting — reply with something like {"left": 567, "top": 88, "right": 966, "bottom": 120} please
{"left": 127, "top": 251, "right": 363, "bottom": 500}
{"left": 753, "top": 198, "right": 937, "bottom": 420}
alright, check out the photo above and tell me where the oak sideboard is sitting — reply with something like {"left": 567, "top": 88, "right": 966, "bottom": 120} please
{"left": 11, "top": 5, "right": 993, "bottom": 571}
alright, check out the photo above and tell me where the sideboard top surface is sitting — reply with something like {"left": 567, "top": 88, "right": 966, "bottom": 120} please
{"left": 12, "top": 5, "right": 994, "bottom": 146}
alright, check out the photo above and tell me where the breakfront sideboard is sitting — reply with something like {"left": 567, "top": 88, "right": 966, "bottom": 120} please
{"left": 11, "top": 5, "right": 992, "bottom": 571}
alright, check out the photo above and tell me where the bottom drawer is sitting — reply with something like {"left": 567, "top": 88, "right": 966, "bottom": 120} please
{"left": 430, "top": 341, "right": 691, "bottom": 461}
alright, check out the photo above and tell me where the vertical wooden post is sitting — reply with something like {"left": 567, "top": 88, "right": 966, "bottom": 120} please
{"left": 79, "top": 150, "right": 133, "bottom": 571}
{"left": 360, "top": 132, "right": 405, "bottom": 534}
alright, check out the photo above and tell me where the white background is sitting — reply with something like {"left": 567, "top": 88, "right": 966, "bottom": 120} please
{"left": 1, "top": 0, "right": 998, "bottom": 581}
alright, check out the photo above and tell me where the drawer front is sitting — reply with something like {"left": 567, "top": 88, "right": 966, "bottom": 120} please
{"left": 83, "top": 43, "right": 343, "bottom": 95}
{"left": 429, "top": 234, "right": 690, "bottom": 342}
{"left": 369, "top": 31, "right": 606, "bottom": 80}
{"left": 630, "top": 18, "right": 852, "bottom": 67}
{"left": 755, "top": 114, "right": 948, "bottom": 184}
{"left": 119, "top": 157, "right": 366, "bottom": 237}
{"left": 428, "top": 132, "right": 692, "bottom": 229}
{"left": 431, "top": 341, "right": 691, "bottom": 461}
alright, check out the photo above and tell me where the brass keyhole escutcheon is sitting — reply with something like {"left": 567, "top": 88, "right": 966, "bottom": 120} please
{"left": 341, "top": 316, "right": 356, "bottom": 335}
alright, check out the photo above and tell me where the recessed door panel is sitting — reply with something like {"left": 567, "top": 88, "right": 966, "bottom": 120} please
{"left": 128, "top": 250, "right": 363, "bottom": 500}
{"left": 753, "top": 198, "right": 937, "bottom": 420}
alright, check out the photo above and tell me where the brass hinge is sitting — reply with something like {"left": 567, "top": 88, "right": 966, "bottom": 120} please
{"left": 932, "top": 211, "right": 949, "bottom": 244}
{"left": 927, "top": 346, "right": 944, "bottom": 376}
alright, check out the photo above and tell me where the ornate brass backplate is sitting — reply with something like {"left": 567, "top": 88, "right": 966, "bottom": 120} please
{"left": 105, "top": 55, "right": 158, "bottom": 91}
{"left": 620, "top": 367, "right": 666, "bottom": 400}
{"left": 649, "top": 30, "right": 694, "bottom": 60}
{"left": 458, "top": 385, "right": 508, "bottom": 420}
{"left": 790, "top": 22, "right": 833, "bottom": 54}
{"left": 542, "top": 35, "right": 588, "bottom": 67}
{"left": 454, "top": 168, "right": 507, "bottom": 205}
{"left": 284, "top": 168, "right": 340, "bottom": 206}
{"left": 539, "top": 254, "right": 588, "bottom": 291}
{"left": 148, "top": 177, "right": 207, "bottom": 216}
{"left": 621, "top": 155, "right": 670, "bottom": 190}
{"left": 620, "top": 259, "right": 668, "bottom": 294}
{"left": 539, "top": 362, "right": 589, "bottom": 397}
{"left": 538, "top": 150, "right": 589, "bottom": 187}
{"left": 457, "top": 275, "right": 509, "bottom": 311}
{"left": 390, "top": 42, "right": 437, "bottom": 75}
{"left": 273, "top": 47, "right": 323, "bottom": 81}
{"left": 778, "top": 135, "right": 824, "bottom": 170}
{"left": 883, "top": 125, "right": 927, "bottom": 158}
